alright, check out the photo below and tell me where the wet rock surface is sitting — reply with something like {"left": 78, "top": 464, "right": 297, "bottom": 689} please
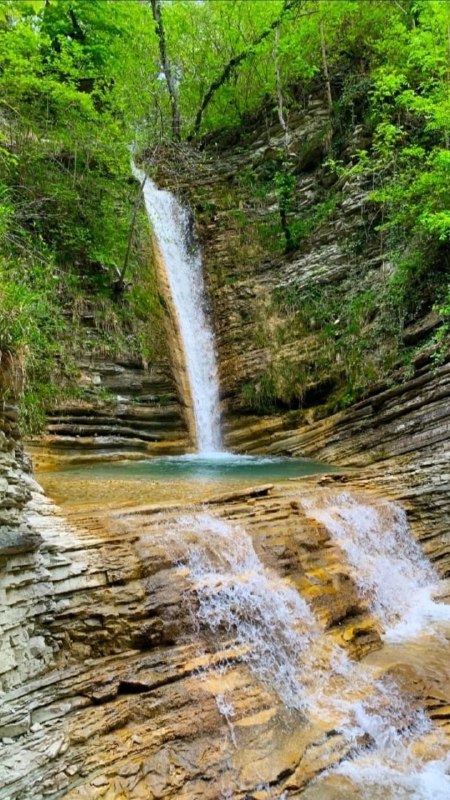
{"left": 1, "top": 458, "right": 450, "bottom": 798}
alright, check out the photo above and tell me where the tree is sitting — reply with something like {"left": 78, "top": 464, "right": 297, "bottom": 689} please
{"left": 150, "top": 0, "right": 181, "bottom": 141}
{"left": 189, "top": 0, "right": 302, "bottom": 139}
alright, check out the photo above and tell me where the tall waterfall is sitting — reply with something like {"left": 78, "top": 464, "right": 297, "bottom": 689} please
{"left": 132, "top": 163, "right": 222, "bottom": 453}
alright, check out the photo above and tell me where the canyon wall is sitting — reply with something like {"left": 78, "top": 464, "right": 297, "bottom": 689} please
{"left": 27, "top": 309, "right": 189, "bottom": 469}
{"left": 1, "top": 99, "right": 449, "bottom": 796}
{"left": 151, "top": 101, "right": 449, "bottom": 567}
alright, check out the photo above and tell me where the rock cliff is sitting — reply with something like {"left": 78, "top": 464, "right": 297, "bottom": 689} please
{"left": 151, "top": 100, "right": 450, "bottom": 569}
{"left": 2, "top": 470, "right": 449, "bottom": 799}
{"left": 2, "top": 91, "right": 450, "bottom": 800}
{"left": 27, "top": 324, "right": 188, "bottom": 469}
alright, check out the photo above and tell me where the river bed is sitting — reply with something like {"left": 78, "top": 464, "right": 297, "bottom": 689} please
{"left": 29, "top": 455, "right": 450, "bottom": 799}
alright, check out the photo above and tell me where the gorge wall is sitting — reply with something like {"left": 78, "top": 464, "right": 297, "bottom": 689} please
{"left": 28, "top": 95, "right": 450, "bottom": 569}
{"left": 23, "top": 94, "right": 450, "bottom": 573}
{"left": 27, "top": 306, "right": 188, "bottom": 469}
{"left": 150, "top": 99, "right": 450, "bottom": 569}
{"left": 1, "top": 97, "right": 450, "bottom": 800}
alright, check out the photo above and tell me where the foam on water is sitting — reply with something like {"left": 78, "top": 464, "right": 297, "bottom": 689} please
{"left": 132, "top": 162, "right": 222, "bottom": 453}
{"left": 166, "top": 517, "right": 399, "bottom": 733}
{"left": 334, "top": 751, "right": 450, "bottom": 800}
{"left": 173, "top": 512, "right": 317, "bottom": 709}
{"left": 164, "top": 510, "right": 450, "bottom": 798}
{"left": 301, "top": 492, "right": 450, "bottom": 640}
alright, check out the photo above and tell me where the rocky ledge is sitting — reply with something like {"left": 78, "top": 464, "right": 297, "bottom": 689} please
{"left": 27, "top": 354, "right": 189, "bottom": 470}
{"left": 1, "top": 470, "right": 449, "bottom": 799}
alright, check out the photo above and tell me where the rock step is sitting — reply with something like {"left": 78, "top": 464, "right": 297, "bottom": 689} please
{"left": 38, "top": 436, "right": 159, "bottom": 450}
{"left": 45, "top": 424, "right": 173, "bottom": 442}
{"left": 47, "top": 401, "right": 181, "bottom": 418}
{"left": 47, "top": 416, "right": 183, "bottom": 432}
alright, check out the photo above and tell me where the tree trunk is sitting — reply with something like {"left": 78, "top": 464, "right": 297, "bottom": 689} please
{"left": 150, "top": 0, "right": 181, "bottom": 142}
{"left": 273, "top": 24, "right": 290, "bottom": 155}
{"left": 320, "top": 18, "right": 332, "bottom": 114}
{"left": 116, "top": 174, "right": 147, "bottom": 292}
{"left": 320, "top": 16, "right": 333, "bottom": 150}
{"left": 273, "top": 23, "right": 293, "bottom": 253}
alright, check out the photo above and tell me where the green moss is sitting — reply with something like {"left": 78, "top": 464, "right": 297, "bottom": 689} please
{"left": 265, "top": 273, "right": 408, "bottom": 414}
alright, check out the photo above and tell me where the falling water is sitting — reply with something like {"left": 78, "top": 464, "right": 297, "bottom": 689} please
{"left": 161, "top": 506, "right": 450, "bottom": 798}
{"left": 132, "top": 162, "right": 222, "bottom": 453}
{"left": 301, "top": 492, "right": 450, "bottom": 640}
{"left": 173, "top": 512, "right": 317, "bottom": 709}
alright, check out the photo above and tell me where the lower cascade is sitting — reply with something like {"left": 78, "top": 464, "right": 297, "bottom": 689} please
{"left": 3, "top": 459, "right": 450, "bottom": 798}
{"left": 155, "top": 493, "right": 450, "bottom": 799}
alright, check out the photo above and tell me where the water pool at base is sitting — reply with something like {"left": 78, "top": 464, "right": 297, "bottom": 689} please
{"left": 36, "top": 453, "right": 338, "bottom": 510}
{"left": 60, "top": 452, "right": 336, "bottom": 480}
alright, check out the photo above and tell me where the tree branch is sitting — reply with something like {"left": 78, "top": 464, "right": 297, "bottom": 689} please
{"left": 189, "top": 0, "right": 303, "bottom": 140}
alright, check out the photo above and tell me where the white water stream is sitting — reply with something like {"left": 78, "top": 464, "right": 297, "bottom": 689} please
{"left": 132, "top": 162, "right": 222, "bottom": 453}
{"left": 301, "top": 493, "right": 450, "bottom": 641}
{"left": 163, "top": 500, "right": 450, "bottom": 798}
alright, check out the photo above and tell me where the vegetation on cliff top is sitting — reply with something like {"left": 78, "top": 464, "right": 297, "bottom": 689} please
{"left": 0, "top": 0, "right": 449, "bottom": 426}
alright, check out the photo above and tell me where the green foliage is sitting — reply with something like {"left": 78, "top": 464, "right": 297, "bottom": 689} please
{"left": 0, "top": 256, "right": 69, "bottom": 431}
{"left": 1, "top": 0, "right": 450, "bottom": 427}
{"left": 241, "top": 372, "right": 278, "bottom": 414}
{"left": 270, "top": 275, "right": 404, "bottom": 412}
{"left": 0, "top": 1, "right": 166, "bottom": 429}
{"left": 289, "top": 194, "right": 341, "bottom": 247}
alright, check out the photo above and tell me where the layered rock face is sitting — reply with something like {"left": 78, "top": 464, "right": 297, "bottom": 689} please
{"left": 0, "top": 408, "right": 51, "bottom": 691}
{"left": 2, "top": 474, "right": 449, "bottom": 800}
{"left": 154, "top": 100, "right": 376, "bottom": 425}
{"left": 2, "top": 92, "right": 449, "bottom": 800}
{"left": 152, "top": 103, "right": 450, "bottom": 569}
{"left": 28, "top": 351, "right": 188, "bottom": 469}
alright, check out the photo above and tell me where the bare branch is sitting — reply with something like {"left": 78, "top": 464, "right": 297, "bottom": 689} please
{"left": 150, "top": 0, "right": 181, "bottom": 141}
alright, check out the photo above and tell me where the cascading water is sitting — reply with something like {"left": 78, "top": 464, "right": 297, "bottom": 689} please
{"left": 172, "top": 512, "right": 318, "bottom": 709}
{"left": 301, "top": 492, "right": 450, "bottom": 640}
{"left": 159, "top": 503, "right": 450, "bottom": 799}
{"left": 132, "top": 162, "right": 222, "bottom": 453}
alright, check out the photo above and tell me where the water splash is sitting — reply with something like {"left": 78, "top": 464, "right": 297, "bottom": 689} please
{"left": 168, "top": 514, "right": 424, "bottom": 737}
{"left": 173, "top": 512, "right": 317, "bottom": 709}
{"left": 301, "top": 492, "right": 450, "bottom": 640}
{"left": 164, "top": 510, "right": 450, "bottom": 799}
{"left": 333, "top": 749, "right": 450, "bottom": 800}
{"left": 132, "top": 162, "right": 222, "bottom": 453}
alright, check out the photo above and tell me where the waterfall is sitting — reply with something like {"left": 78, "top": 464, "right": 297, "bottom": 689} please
{"left": 301, "top": 492, "right": 450, "bottom": 640}
{"left": 157, "top": 503, "right": 450, "bottom": 798}
{"left": 132, "top": 162, "right": 222, "bottom": 453}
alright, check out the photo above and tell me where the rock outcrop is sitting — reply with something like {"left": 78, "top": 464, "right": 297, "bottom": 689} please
{"left": 27, "top": 353, "right": 188, "bottom": 469}
{"left": 2, "top": 471, "right": 449, "bottom": 799}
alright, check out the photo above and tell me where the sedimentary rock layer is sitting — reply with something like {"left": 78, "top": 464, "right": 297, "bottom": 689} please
{"left": 1, "top": 469, "right": 449, "bottom": 799}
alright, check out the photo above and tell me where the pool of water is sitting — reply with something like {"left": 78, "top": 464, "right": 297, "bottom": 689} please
{"left": 36, "top": 452, "right": 338, "bottom": 510}
{"left": 55, "top": 452, "right": 335, "bottom": 481}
